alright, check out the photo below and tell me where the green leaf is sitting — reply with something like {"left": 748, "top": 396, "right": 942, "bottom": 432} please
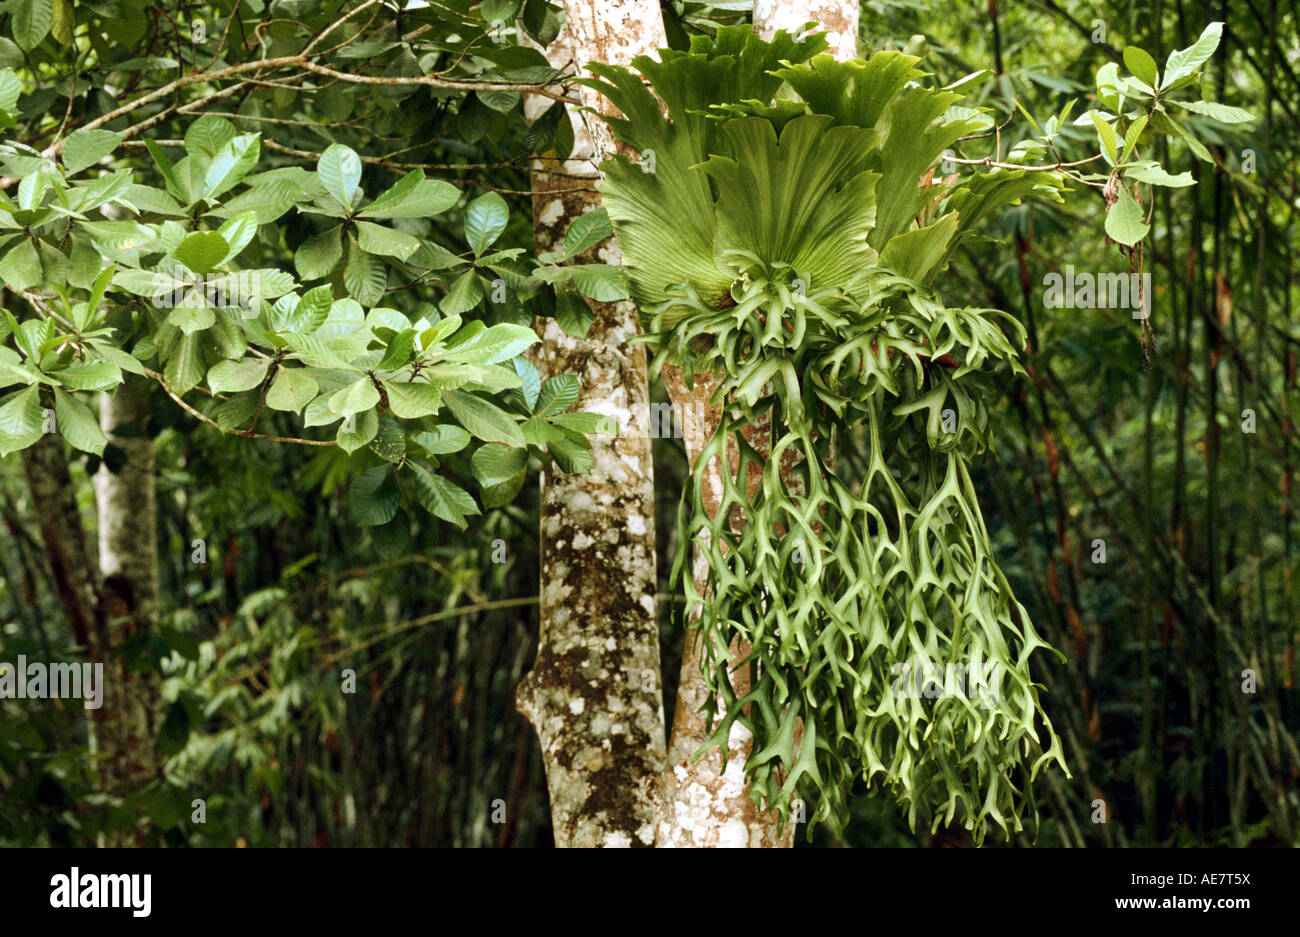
{"left": 1104, "top": 185, "right": 1150, "bottom": 246}
{"left": 561, "top": 208, "right": 613, "bottom": 259}
{"left": 295, "top": 226, "right": 344, "bottom": 280}
{"left": 349, "top": 465, "right": 399, "bottom": 525}
{"left": 378, "top": 329, "right": 416, "bottom": 370}
{"left": 336, "top": 408, "right": 378, "bottom": 452}
{"left": 63, "top": 129, "right": 122, "bottom": 173}
{"left": 164, "top": 332, "right": 204, "bottom": 394}
{"left": 174, "top": 231, "right": 229, "bottom": 274}
{"left": 355, "top": 220, "right": 421, "bottom": 261}
{"left": 53, "top": 388, "right": 105, "bottom": 455}
{"left": 360, "top": 179, "right": 460, "bottom": 219}
{"left": 464, "top": 192, "right": 509, "bottom": 255}
{"left": 265, "top": 367, "right": 318, "bottom": 412}
{"left": 441, "top": 269, "right": 484, "bottom": 315}
{"left": 443, "top": 389, "right": 525, "bottom": 446}
{"left": 471, "top": 443, "right": 527, "bottom": 507}
{"left": 1161, "top": 22, "right": 1222, "bottom": 91}
{"left": 207, "top": 357, "right": 269, "bottom": 393}
{"left": 1170, "top": 100, "right": 1255, "bottom": 124}
{"left": 216, "top": 212, "right": 259, "bottom": 262}
{"left": 539, "top": 263, "right": 629, "bottom": 302}
{"left": 12, "top": 0, "right": 53, "bottom": 51}
{"left": 1090, "top": 112, "right": 1118, "bottom": 166}
{"left": 471, "top": 442, "right": 527, "bottom": 486}
{"left": 1122, "top": 46, "right": 1158, "bottom": 89}
{"left": 409, "top": 461, "right": 479, "bottom": 529}
{"left": 441, "top": 322, "right": 537, "bottom": 366}
{"left": 383, "top": 380, "right": 443, "bottom": 418}
{"left": 203, "top": 133, "right": 260, "bottom": 199}
{"left": 344, "top": 237, "right": 387, "bottom": 305}
{"left": 184, "top": 115, "right": 237, "bottom": 159}
{"left": 50, "top": 358, "right": 121, "bottom": 391}
{"left": 412, "top": 425, "right": 470, "bottom": 454}
{"left": 318, "top": 143, "right": 363, "bottom": 211}
{"left": 330, "top": 378, "right": 381, "bottom": 416}
{"left": 536, "top": 374, "right": 578, "bottom": 416}
{"left": 369, "top": 413, "right": 405, "bottom": 463}
{"left": 0, "top": 385, "right": 44, "bottom": 455}
{"left": 0, "top": 238, "right": 41, "bottom": 290}
{"left": 511, "top": 356, "right": 541, "bottom": 411}
{"left": 1123, "top": 162, "right": 1195, "bottom": 187}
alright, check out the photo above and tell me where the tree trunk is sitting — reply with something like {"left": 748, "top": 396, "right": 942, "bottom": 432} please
{"left": 655, "top": 0, "right": 860, "bottom": 848}
{"left": 91, "top": 374, "right": 164, "bottom": 806}
{"left": 515, "top": 4, "right": 668, "bottom": 847}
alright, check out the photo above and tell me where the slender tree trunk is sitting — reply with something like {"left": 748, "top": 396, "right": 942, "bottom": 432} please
{"left": 91, "top": 374, "right": 164, "bottom": 805}
{"left": 655, "top": 0, "right": 860, "bottom": 848}
{"left": 516, "top": 3, "right": 668, "bottom": 847}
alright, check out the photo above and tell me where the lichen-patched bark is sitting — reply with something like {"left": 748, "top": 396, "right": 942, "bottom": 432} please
{"left": 655, "top": 0, "right": 860, "bottom": 848}
{"left": 753, "top": 0, "right": 858, "bottom": 59}
{"left": 516, "top": 11, "right": 667, "bottom": 848}
{"left": 92, "top": 374, "right": 164, "bottom": 806}
{"left": 656, "top": 368, "right": 798, "bottom": 847}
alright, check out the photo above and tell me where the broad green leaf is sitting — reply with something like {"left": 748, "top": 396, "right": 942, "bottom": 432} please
{"left": 561, "top": 208, "right": 613, "bottom": 259}
{"left": 12, "top": 0, "right": 53, "bottom": 51}
{"left": 536, "top": 374, "right": 578, "bottom": 416}
{"left": 295, "top": 226, "right": 344, "bottom": 280}
{"left": 1161, "top": 22, "right": 1222, "bottom": 90}
{"left": 63, "top": 129, "right": 122, "bottom": 173}
{"left": 464, "top": 192, "right": 508, "bottom": 255}
{"left": 265, "top": 367, "right": 318, "bottom": 412}
{"left": 1123, "top": 162, "right": 1195, "bottom": 187}
{"left": 1090, "top": 112, "right": 1118, "bottom": 166}
{"left": 330, "top": 377, "right": 381, "bottom": 416}
{"left": 441, "top": 322, "right": 537, "bottom": 366}
{"left": 164, "top": 332, "right": 204, "bottom": 394}
{"left": 344, "top": 237, "right": 387, "bottom": 305}
{"left": 349, "top": 465, "right": 399, "bottom": 525}
{"left": 51, "top": 358, "right": 121, "bottom": 391}
{"left": 1104, "top": 185, "right": 1149, "bottom": 246}
{"left": 53, "top": 387, "right": 105, "bottom": 455}
{"left": 174, "top": 231, "right": 229, "bottom": 274}
{"left": 355, "top": 220, "right": 421, "bottom": 261}
{"left": 411, "top": 425, "right": 470, "bottom": 454}
{"left": 383, "top": 380, "right": 443, "bottom": 418}
{"left": 443, "top": 389, "right": 525, "bottom": 446}
{"left": 1122, "top": 46, "right": 1158, "bottom": 89}
{"left": 471, "top": 442, "right": 527, "bottom": 486}
{"left": 336, "top": 407, "right": 378, "bottom": 452}
{"left": 203, "top": 134, "right": 260, "bottom": 199}
{"left": 0, "top": 238, "right": 41, "bottom": 290}
{"left": 318, "top": 144, "right": 363, "bottom": 211}
{"left": 1170, "top": 100, "right": 1254, "bottom": 124}
{"left": 0, "top": 385, "right": 44, "bottom": 454}
{"left": 441, "top": 269, "right": 484, "bottom": 314}
{"left": 207, "top": 357, "right": 269, "bottom": 393}
{"left": 409, "top": 461, "right": 479, "bottom": 529}
{"left": 511, "top": 356, "right": 541, "bottom": 411}
{"left": 369, "top": 413, "right": 405, "bottom": 463}
{"left": 184, "top": 115, "right": 237, "bottom": 159}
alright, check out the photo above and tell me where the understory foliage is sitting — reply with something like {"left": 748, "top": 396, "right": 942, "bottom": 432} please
{"left": 588, "top": 24, "right": 1243, "bottom": 839}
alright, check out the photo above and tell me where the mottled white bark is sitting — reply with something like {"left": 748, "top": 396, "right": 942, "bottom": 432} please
{"left": 92, "top": 374, "right": 164, "bottom": 808}
{"left": 655, "top": 0, "right": 860, "bottom": 848}
{"left": 753, "top": 0, "right": 858, "bottom": 59}
{"left": 516, "top": 8, "right": 668, "bottom": 848}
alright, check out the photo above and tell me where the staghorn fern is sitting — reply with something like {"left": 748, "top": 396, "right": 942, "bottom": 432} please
{"left": 584, "top": 27, "right": 1071, "bottom": 841}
